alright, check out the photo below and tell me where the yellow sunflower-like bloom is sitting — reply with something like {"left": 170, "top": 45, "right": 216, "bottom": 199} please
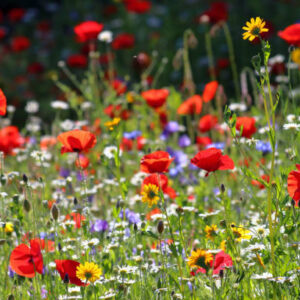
{"left": 187, "top": 249, "right": 213, "bottom": 269}
{"left": 242, "top": 17, "right": 269, "bottom": 41}
{"left": 204, "top": 224, "right": 218, "bottom": 240}
{"left": 231, "top": 223, "right": 252, "bottom": 242}
{"left": 4, "top": 222, "right": 14, "bottom": 233}
{"left": 141, "top": 184, "right": 160, "bottom": 207}
{"left": 104, "top": 117, "right": 121, "bottom": 131}
{"left": 76, "top": 262, "right": 102, "bottom": 283}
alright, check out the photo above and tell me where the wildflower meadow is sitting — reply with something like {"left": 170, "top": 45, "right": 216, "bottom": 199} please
{"left": 0, "top": 1, "right": 299, "bottom": 299}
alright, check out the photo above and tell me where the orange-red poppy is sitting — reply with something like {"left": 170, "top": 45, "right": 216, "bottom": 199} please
{"left": 140, "top": 151, "right": 174, "bottom": 173}
{"left": 141, "top": 89, "right": 169, "bottom": 109}
{"left": 65, "top": 212, "right": 86, "bottom": 229}
{"left": 202, "top": 81, "right": 218, "bottom": 103}
{"left": 198, "top": 114, "right": 218, "bottom": 132}
{"left": 236, "top": 117, "right": 256, "bottom": 138}
{"left": 177, "top": 95, "right": 202, "bottom": 115}
{"left": 0, "top": 89, "right": 7, "bottom": 116}
{"left": 57, "top": 130, "right": 96, "bottom": 154}
{"left": 287, "top": 164, "right": 300, "bottom": 206}
{"left": 278, "top": 24, "right": 300, "bottom": 47}
{"left": 74, "top": 21, "right": 103, "bottom": 43}
{"left": 191, "top": 147, "right": 234, "bottom": 173}
{"left": 9, "top": 240, "right": 43, "bottom": 278}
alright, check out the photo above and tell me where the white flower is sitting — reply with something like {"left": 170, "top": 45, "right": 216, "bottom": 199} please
{"left": 103, "top": 146, "right": 119, "bottom": 159}
{"left": 26, "top": 123, "right": 41, "bottom": 132}
{"left": 51, "top": 100, "right": 69, "bottom": 110}
{"left": 286, "top": 114, "right": 296, "bottom": 123}
{"left": 81, "top": 101, "right": 93, "bottom": 110}
{"left": 30, "top": 150, "right": 52, "bottom": 162}
{"left": 7, "top": 105, "right": 15, "bottom": 113}
{"left": 198, "top": 210, "right": 221, "bottom": 218}
{"left": 60, "top": 119, "right": 75, "bottom": 131}
{"left": 98, "top": 30, "right": 113, "bottom": 43}
{"left": 229, "top": 103, "right": 247, "bottom": 112}
{"left": 283, "top": 123, "right": 300, "bottom": 131}
{"left": 251, "top": 272, "right": 273, "bottom": 280}
{"left": 269, "top": 55, "right": 284, "bottom": 65}
{"left": 25, "top": 101, "right": 39, "bottom": 113}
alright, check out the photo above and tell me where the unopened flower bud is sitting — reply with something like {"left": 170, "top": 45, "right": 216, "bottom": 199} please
{"left": 157, "top": 220, "right": 164, "bottom": 234}
{"left": 22, "top": 174, "right": 28, "bottom": 184}
{"left": 63, "top": 273, "right": 69, "bottom": 284}
{"left": 51, "top": 203, "right": 59, "bottom": 221}
{"left": 220, "top": 184, "right": 225, "bottom": 193}
{"left": 23, "top": 199, "right": 31, "bottom": 212}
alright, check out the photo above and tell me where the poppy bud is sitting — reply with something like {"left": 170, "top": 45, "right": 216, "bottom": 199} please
{"left": 291, "top": 199, "right": 295, "bottom": 207}
{"left": 22, "top": 174, "right": 28, "bottom": 184}
{"left": 220, "top": 184, "right": 225, "bottom": 193}
{"left": 219, "top": 269, "right": 224, "bottom": 278}
{"left": 176, "top": 207, "right": 184, "bottom": 215}
{"left": 132, "top": 52, "right": 151, "bottom": 72}
{"left": 58, "top": 242, "right": 62, "bottom": 252}
{"left": 73, "top": 197, "right": 78, "bottom": 205}
{"left": 12, "top": 195, "right": 19, "bottom": 204}
{"left": 219, "top": 219, "right": 226, "bottom": 228}
{"left": 51, "top": 203, "right": 59, "bottom": 221}
{"left": 134, "top": 223, "right": 138, "bottom": 231}
{"left": 23, "top": 199, "right": 31, "bottom": 212}
{"left": 157, "top": 220, "right": 164, "bottom": 234}
{"left": 63, "top": 273, "right": 69, "bottom": 284}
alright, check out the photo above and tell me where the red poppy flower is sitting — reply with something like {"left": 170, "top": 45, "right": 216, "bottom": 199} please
{"left": 177, "top": 95, "right": 202, "bottom": 115}
{"left": 11, "top": 36, "right": 30, "bottom": 52}
{"left": 210, "top": 251, "right": 233, "bottom": 275}
{"left": 198, "top": 114, "right": 218, "bottom": 133}
{"left": 236, "top": 116, "right": 256, "bottom": 138}
{"left": 287, "top": 164, "right": 300, "bottom": 206}
{"left": 140, "top": 151, "right": 174, "bottom": 173}
{"left": 141, "top": 89, "right": 169, "bottom": 109}
{"left": 0, "top": 89, "right": 7, "bottom": 116}
{"left": 278, "top": 24, "right": 300, "bottom": 47}
{"left": 191, "top": 147, "right": 234, "bottom": 173}
{"left": 75, "top": 155, "right": 90, "bottom": 169}
{"left": 9, "top": 240, "right": 43, "bottom": 278}
{"left": 0, "top": 126, "right": 24, "bottom": 155}
{"left": 74, "top": 21, "right": 104, "bottom": 43}
{"left": 251, "top": 175, "right": 270, "bottom": 190}
{"left": 112, "top": 33, "right": 135, "bottom": 50}
{"left": 202, "top": 81, "right": 218, "bottom": 103}
{"left": 57, "top": 130, "right": 96, "bottom": 154}
{"left": 31, "top": 238, "right": 55, "bottom": 253}
{"left": 67, "top": 54, "right": 87, "bottom": 68}
{"left": 27, "top": 62, "right": 44, "bottom": 74}
{"left": 40, "top": 136, "right": 56, "bottom": 150}
{"left": 124, "top": 0, "right": 151, "bottom": 14}
{"left": 198, "top": 2, "right": 228, "bottom": 24}
{"left": 0, "top": 28, "right": 6, "bottom": 40}
{"left": 112, "top": 79, "right": 127, "bottom": 95}
{"left": 8, "top": 8, "right": 25, "bottom": 22}
{"left": 65, "top": 212, "right": 86, "bottom": 229}
{"left": 142, "top": 174, "right": 168, "bottom": 191}
{"left": 196, "top": 136, "right": 213, "bottom": 148}
{"left": 55, "top": 260, "right": 86, "bottom": 286}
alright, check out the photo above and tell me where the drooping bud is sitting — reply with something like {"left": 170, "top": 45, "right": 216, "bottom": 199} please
{"left": 157, "top": 220, "right": 164, "bottom": 234}
{"left": 220, "top": 184, "right": 225, "bottom": 193}
{"left": 51, "top": 203, "right": 59, "bottom": 221}
{"left": 23, "top": 199, "right": 31, "bottom": 212}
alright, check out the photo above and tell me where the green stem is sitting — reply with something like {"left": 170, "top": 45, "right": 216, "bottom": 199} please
{"left": 223, "top": 23, "right": 240, "bottom": 100}
{"left": 205, "top": 31, "right": 216, "bottom": 81}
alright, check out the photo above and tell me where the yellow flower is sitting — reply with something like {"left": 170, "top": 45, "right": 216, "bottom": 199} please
{"left": 220, "top": 240, "right": 227, "bottom": 252}
{"left": 4, "top": 222, "right": 14, "bottom": 233}
{"left": 231, "top": 223, "right": 252, "bottom": 242}
{"left": 187, "top": 249, "right": 213, "bottom": 269}
{"left": 141, "top": 184, "right": 160, "bottom": 207}
{"left": 291, "top": 48, "right": 300, "bottom": 65}
{"left": 204, "top": 224, "right": 218, "bottom": 240}
{"left": 76, "top": 262, "right": 102, "bottom": 283}
{"left": 242, "top": 17, "right": 269, "bottom": 41}
{"left": 104, "top": 118, "right": 121, "bottom": 131}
